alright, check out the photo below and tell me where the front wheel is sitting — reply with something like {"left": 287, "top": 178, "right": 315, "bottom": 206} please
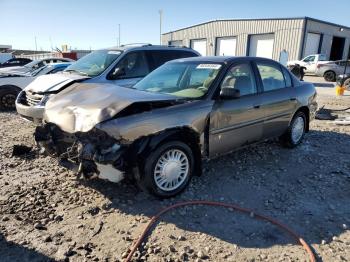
{"left": 280, "top": 112, "right": 306, "bottom": 148}
{"left": 0, "top": 87, "right": 20, "bottom": 110}
{"left": 138, "top": 141, "right": 194, "bottom": 198}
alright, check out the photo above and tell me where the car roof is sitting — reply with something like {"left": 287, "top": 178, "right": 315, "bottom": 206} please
{"left": 34, "top": 57, "right": 73, "bottom": 62}
{"left": 101, "top": 44, "right": 198, "bottom": 53}
{"left": 168, "top": 56, "right": 278, "bottom": 64}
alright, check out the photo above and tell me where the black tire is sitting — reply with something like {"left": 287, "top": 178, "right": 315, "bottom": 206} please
{"left": 323, "top": 71, "right": 336, "bottom": 82}
{"left": 0, "top": 86, "right": 20, "bottom": 110}
{"left": 138, "top": 141, "right": 194, "bottom": 198}
{"left": 280, "top": 111, "right": 307, "bottom": 148}
{"left": 344, "top": 78, "right": 350, "bottom": 91}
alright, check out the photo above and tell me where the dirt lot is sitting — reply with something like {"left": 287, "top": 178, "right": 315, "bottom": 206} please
{"left": 1, "top": 78, "right": 350, "bottom": 262}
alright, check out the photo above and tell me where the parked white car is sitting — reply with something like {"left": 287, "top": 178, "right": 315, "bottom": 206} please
{"left": 287, "top": 54, "right": 328, "bottom": 74}
{"left": 0, "top": 57, "right": 74, "bottom": 75}
{"left": 315, "top": 60, "right": 350, "bottom": 82}
{"left": 0, "top": 62, "right": 71, "bottom": 110}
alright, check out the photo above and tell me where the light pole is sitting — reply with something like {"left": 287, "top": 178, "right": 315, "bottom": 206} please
{"left": 159, "top": 10, "right": 163, "bottom": 45}
{"left": 118, "top": 24, "right": 121, "bottom": 47}
{"left": 34, "top": 36, "right": 37, "bottom": 52}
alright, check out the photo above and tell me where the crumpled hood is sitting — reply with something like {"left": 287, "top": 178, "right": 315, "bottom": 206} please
{"left": 44, "top": 82, "right": 177, "bottom": 134}
{"left": 25, "top": 73, "right": 89, "bottom": 94}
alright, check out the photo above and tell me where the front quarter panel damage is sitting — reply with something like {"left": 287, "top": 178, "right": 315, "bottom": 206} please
{"left": 36, "top": 99, "right": 214, "bottom": 182}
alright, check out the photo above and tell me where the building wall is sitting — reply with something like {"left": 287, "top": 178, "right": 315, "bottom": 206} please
{"left": 305, "top": 19, "right": 350, "bottom": 59}
{"left": 162, "top": 18, "right": 305, "bottom": 61}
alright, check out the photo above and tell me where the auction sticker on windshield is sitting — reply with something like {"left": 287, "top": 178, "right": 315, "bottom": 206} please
{"left": 196, "top": 64, "right": 222, "bottom": 70}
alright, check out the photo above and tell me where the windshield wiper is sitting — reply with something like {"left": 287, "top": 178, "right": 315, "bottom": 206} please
{"left": 64, "top": 69, "right": 89, "bottom": 76}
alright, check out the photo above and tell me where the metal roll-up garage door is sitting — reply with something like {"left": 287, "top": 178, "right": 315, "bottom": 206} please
{"left": 249, "top": 34, "right": 274, "bottom": 59}
{"left": 191, "top": 39, "right": 207, "bottom": 56}
{"left": 304, "top": 33, "right": 321, "bottom": 57}
{"left": 216, "top": 37, "right": 236, "bottom": 56}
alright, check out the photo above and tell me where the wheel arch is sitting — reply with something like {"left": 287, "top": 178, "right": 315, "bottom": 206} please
{"left": 293, "top": 106, "right": 310, "bottom": 132}
{"left": 134, "top": 126, "right": 203, "bottom": 177}
{"left": 0, "top": 84, "right": 22, "bottom": 92}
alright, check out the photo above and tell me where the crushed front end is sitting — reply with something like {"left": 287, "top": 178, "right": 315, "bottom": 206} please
{"left": 34, "top": 123, "right": 132, "bottom": 182}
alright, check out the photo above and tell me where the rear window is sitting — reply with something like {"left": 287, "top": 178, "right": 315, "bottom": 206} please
{"left": 147, "top": 50, "right": 198, "bottom": 70}
{"left": 319, "top": 54, "right": 327, "bottom": 61}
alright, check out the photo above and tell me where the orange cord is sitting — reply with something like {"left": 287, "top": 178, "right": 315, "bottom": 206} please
{"left": 124, "top": 200, "right": 316, "bottom": 262}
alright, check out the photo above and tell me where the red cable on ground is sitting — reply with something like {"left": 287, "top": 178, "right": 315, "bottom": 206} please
{"left": 124, "top": 200, "right": 316, "bottom": 262}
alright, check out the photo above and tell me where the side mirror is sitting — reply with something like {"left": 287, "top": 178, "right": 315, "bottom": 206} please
{"left": 220, "top": 87, "right": 240, "bottom": 99}
{"left": 110, "top": 67, "right": 126, "bottom": 79}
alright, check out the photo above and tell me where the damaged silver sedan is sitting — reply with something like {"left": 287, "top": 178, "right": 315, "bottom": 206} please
{"left": 35, "top": 56, "right": 317, "bottom": 197}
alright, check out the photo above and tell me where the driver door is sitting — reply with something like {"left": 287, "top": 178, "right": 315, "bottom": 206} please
{"left": 302, "top": 55, "right": 316, "bottom": 73}
{"left": 209, "top": 62, "right": 264, "bottom": 157}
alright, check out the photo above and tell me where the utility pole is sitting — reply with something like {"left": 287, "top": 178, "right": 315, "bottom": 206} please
{"left": 35, "top": 36, "right": 38, "bottom": 52}
{"left": 159, "top": 10, "right": 163, "bottom": 45}
{"left": 118, "top": 24, "right": 121, "bottom": 47}
{"left": 49, "top": 36, "right": 53, "bottom": 51}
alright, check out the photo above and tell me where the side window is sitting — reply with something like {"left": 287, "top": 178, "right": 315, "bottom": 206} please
{"left": 257, "top": 63, "right": 286, "bottom": 91}
{"left": 34, "top": 61, "right": 44, "bottom": 69}
{"left": 220, "top": 63, "right": 257, "bottom": 96}
{"left": 303, "top": 56, "right": 315, "bottom": 62}
{"left": 113, "top": 52, "right": 149, "bottom": 79}
{"left": 147, "top": 50, "right": 197, "bottom": 70}
{"left": 282, "top": 67, "right": 292, "bottom": 87}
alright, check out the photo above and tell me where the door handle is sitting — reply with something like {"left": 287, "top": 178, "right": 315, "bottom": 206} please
{"left": 253, "top": 105, "right": 261, "bottom": 109}
{"left": 290, "top": 98, "right": 297, "bottom": 101}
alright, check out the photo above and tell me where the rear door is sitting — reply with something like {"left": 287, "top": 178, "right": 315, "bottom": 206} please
{"left": 254, "top": 61, "right": 297, "bottom": 138}
{"left": 209, "top": 62, "right": 264, "bottom": 157}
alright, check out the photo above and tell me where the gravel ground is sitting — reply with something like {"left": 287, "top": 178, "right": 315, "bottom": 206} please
{"left": 1, "top": 81, "right": 350, "bottom": 262}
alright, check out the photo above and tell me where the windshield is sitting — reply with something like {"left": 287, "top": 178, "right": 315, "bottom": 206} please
{"left": 64, "top": 49, "right": 122, "bottom": 77}
{"left": 134, "top": 62, "right": 222, "bottom": 98}
{"left": 24, "top": 60, "right": 40, "bottom": 68}
{"left": 29, "top": 65, "right": 49, "bottom": 76}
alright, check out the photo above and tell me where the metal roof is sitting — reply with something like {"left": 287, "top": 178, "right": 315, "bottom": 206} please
{"left": 163, "top": 17, "right": 350, "bottom": 35}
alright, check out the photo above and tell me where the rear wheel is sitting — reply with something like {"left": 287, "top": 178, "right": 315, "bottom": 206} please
{"left": 344, "top": 78, "right": 350, "bottom": 91}
{"left": 323, "top": 71, "right": 336, "bottom": 82}
{"left": 0, "top": 86, "right": 20, "bottom": 110}
{"left": 138, "top": 141, "right": 194, "bottom": 198}
{"left": 280, "top": 111, "right": 306, "bottom": 148}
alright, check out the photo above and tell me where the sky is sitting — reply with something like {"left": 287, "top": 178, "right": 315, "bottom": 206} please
{"left": 1, "top": 0, "right": 350, "bottom": 51}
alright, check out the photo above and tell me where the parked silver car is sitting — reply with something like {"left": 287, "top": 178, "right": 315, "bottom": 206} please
{"left": 35, "top": 56, "right": 317, "bottom": 197}
{"left": 16, "top": 45, "right": 199, "bottom": 123}
{"left": 0, "top": 63, "right": 71, "bottom": 110}
{"left": 315, "top": 60, "right": 350, "bottom": 82}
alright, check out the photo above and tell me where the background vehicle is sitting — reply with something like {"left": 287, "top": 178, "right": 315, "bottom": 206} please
{"left": 287, "top": 54, "right": 328, "bottom": 74}
{"left": 0, "top": 62, "right": 71, "bottom": 110}
{"left": 315, "top": 60, "right": 350, "bottom": 82}
{"left": 16, "top": 44, "right": 200, "bottom": 123}
{"left": 35, "top": 56, "right": 317, "bottom": 198}
{"left": 0, "top": 58, "right": 32, "bottom": 68}
{"left": 336, "top": 74, "right": 350, "bottom": 91}
{"left": 0, "top": 57, "right": 74, "bottom": 75}
{"left": 0, "top": 53, "right": 13, "bottom": 64}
